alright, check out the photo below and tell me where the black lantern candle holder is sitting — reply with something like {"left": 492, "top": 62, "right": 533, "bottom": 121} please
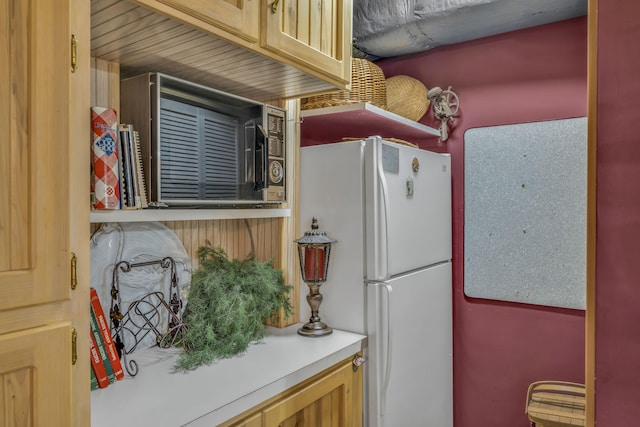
{"left": 295, "top": 218, "right": 336, "bottom": 337}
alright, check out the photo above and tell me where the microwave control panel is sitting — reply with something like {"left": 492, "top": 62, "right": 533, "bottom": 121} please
{"left": 265, "top": 106, "right": 286, "bottom": 202}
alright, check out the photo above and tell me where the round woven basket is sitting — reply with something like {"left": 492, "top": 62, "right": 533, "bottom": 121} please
{"left": 385, "top": 75, "right": 430, "bottom": 121}
{"left": 300, "top": 58, "right": 387, "bottom": 110}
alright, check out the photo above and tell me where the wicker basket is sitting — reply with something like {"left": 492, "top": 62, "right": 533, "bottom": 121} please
{"left": 385, "top": 75, "right": 430, "bottom": 121}
{"left": 300, "top": 58, "right": 387, "bottom": 110}
{"left": 525, "top": 381, "right": 586, "bottom": 427}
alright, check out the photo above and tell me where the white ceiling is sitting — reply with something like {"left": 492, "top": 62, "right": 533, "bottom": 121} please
{"left": 352, "top": 0, "right": 588, "bottom": 58}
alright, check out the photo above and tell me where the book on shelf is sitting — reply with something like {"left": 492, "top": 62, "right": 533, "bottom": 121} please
{"left": 118, "top": 123, "right": 148, "bottom": 209}
{"left": 90, "top": 366, "right": 99, "bottom": 391}
{"left": 131, "top": 128, "right": 149, "bottom": 208}
{"left": 90, "top": 287, "right": 124, "bottom": 380}
{"left": 118, "top": 123, "right": 138, "bottom": 209}
{"left": 89, "top": 301, "right": 117, "bottom": 385}
{"left": 89, "top": 323, "right": 110, "bottom": 389}
{"left": 91, "top": 106, "right": 121, "bottom": 210}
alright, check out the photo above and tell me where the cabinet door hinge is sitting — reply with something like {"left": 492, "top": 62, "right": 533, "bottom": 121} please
{"left": 70, "top": 252, "right": 77, "bottom": 290}
{"left": 71, "top": 328, "right": 78, "bottom": 365}
{"left": 71, "top": 34, "right": 78, "bottom": 73}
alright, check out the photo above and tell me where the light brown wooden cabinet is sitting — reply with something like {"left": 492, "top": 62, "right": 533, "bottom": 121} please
{"left": 141, "top": 0, "right": 352, "bottom": 85}
{"left": 220, "top": 355, "right": 363, "bottom": 427}
{"left": 262, "top": 0, "right": 352, "bottom": 86}
{"left": 155, "top": 0, "right": 260, "bottom": 42}
{"left": 0, "top": 0, "right": 90, "bottom": 425}
{"left": 91, "top": 0, "right": 352, "bottom": 100}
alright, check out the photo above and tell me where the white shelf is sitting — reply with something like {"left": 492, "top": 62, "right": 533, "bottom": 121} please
{"left": 90, "top": 208, "right": 291, "bottom": 223}
{"left": 300, "top": 102, "right": 441, "bottom": 146}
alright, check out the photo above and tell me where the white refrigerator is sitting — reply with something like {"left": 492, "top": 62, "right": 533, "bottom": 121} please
{"left": 299, "top": 136, "right": 453, "bottom": 427}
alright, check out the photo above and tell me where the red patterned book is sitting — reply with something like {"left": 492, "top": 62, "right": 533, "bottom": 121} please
{"left": 90, "top": 288, "right": 124, "bottom": 380}
{"left": 91, "top": 106, "right": 121, "bottom": 209}
{"left": 89, "top": 327, "right": 110, "bottom": 388}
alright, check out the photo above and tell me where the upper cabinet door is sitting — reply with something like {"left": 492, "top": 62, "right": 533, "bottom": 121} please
{"left": 262, "top": 0, "right": 352, "bottom": 86}
{"left": 0, "top": 0, "right": 70, "bottom": 311}
{"left": 156, "top": 0, "right": 260, "bottom": 42}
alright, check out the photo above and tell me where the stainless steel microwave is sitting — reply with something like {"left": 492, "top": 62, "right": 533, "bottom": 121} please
{"left": 120, "top": 73, "right": 286, "bottom": 206}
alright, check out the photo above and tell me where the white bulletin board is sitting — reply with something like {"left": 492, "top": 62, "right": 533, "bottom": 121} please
{"left": 463, "top": 118, "right": 587, "bottom": 309}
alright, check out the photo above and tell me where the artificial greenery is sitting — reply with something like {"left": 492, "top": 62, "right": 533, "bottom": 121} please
{"left": 174, "top": 245, "right": 292, "bottom": 371}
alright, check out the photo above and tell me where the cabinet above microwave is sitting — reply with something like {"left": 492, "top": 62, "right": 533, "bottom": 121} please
{"left": 90, "top": 0, "right": 353, "bottom": 101}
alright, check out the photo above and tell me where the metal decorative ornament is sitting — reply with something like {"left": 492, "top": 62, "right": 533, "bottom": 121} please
{"left": 411, "top": 157, "right": 420, "bottom": 173}
{"left": 427, "top": 86, "right": 460, "bottom": 142}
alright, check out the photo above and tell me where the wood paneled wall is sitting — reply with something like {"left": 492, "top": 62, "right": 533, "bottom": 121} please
{"left": 163, "top": 219, "right": 283, "bottom": 270}
{"left": 91, "top": 57, "right": 119, "bottom": 112}
{"left": 165, "top": 218, "right": 293, "bottom": 328}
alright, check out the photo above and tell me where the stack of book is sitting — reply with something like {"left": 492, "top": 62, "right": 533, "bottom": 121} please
{"left": 89, "top": 287, "right": 125, "bottom": 390}
{"left": 117, "top": 124, "right": 148, "bottom": 210}
{"left": 90, "top": 105, "right": 149, "bottom": 211}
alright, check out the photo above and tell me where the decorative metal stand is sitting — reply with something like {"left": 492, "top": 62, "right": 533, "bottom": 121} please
{"left": 299, "top": 282, "right": 332, "bottom": 336}
{"left": 109, "top": 256, "right": 188, "bottom": 376}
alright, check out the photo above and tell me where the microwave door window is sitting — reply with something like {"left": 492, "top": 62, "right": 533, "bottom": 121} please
{"left": 254, "top": 123, "right": 268, "bottom": 191}
{"left": 240, "top": 121, "right": 267, "bottom": 201}
{"left": 244, "top": 121, "right": 255, "bottom": 186}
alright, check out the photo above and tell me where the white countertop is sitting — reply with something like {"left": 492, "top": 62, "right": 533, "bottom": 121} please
{"left": 90, "top": 324, "right": 365, "bottom": 427}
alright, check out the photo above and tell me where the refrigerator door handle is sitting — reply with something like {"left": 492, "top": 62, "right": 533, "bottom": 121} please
{"left": 376, "top": 152, "right": 391, "bottom": 280}
{"left": 382, "top": 283, "right": 393, "bottom": 413}
{"left": 380, "top": 282, "right": 393, "bottom": 417}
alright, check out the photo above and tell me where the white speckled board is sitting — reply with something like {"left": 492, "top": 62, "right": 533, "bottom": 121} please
{"left": 463, "top": 118, "right": 587, "bottom": 309}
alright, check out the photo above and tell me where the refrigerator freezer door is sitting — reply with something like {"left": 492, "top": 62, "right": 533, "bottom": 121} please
{"left": 366, "top": 262, "right": 453, "bottom": 427}
{"left": 364, "top": 137, "right": 452, "bottom": 280}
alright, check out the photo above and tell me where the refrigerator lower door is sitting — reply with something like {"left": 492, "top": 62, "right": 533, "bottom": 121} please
{"left": 366, "top": 262, "right": 453, "bottom": 427}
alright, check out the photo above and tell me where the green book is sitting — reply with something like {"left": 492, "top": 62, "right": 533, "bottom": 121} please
{"left": 90, "top": 366, "right": 99, "bottom": 390}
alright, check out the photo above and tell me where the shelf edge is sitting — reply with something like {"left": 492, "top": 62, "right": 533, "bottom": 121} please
{"left": 90, "top": 208, "right": 292, "bottom": 223}
{"left": 300, "top": 102, "right": 441, "bottom": 137}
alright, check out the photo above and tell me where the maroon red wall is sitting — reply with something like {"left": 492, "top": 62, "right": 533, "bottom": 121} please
{"left": 377, "top": 18, "right": 588, "bottom": 427}
{"left": 594, "top": 1, "right": 640, "bottom": 424}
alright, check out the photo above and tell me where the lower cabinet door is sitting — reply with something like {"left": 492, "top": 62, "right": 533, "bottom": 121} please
{"left": 220, "top": 356, "right": 362, "bottom": 427}
{"left": 0, "top": 323, "right": 72, "bottom": 426}
{"left": 262, "top": 359, "right": 355, "bottom": 427}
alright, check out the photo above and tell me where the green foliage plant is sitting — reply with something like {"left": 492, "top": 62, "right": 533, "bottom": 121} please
{"left": 175, "top": 245, "right": 292, "bottom": 371}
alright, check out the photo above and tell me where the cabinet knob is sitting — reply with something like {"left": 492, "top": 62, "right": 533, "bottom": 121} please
{"left": 352, "top": 354, "right": 365, "bottom": 372}
{"left": 271, "top": 0, "right": 280, "bottom": 14}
